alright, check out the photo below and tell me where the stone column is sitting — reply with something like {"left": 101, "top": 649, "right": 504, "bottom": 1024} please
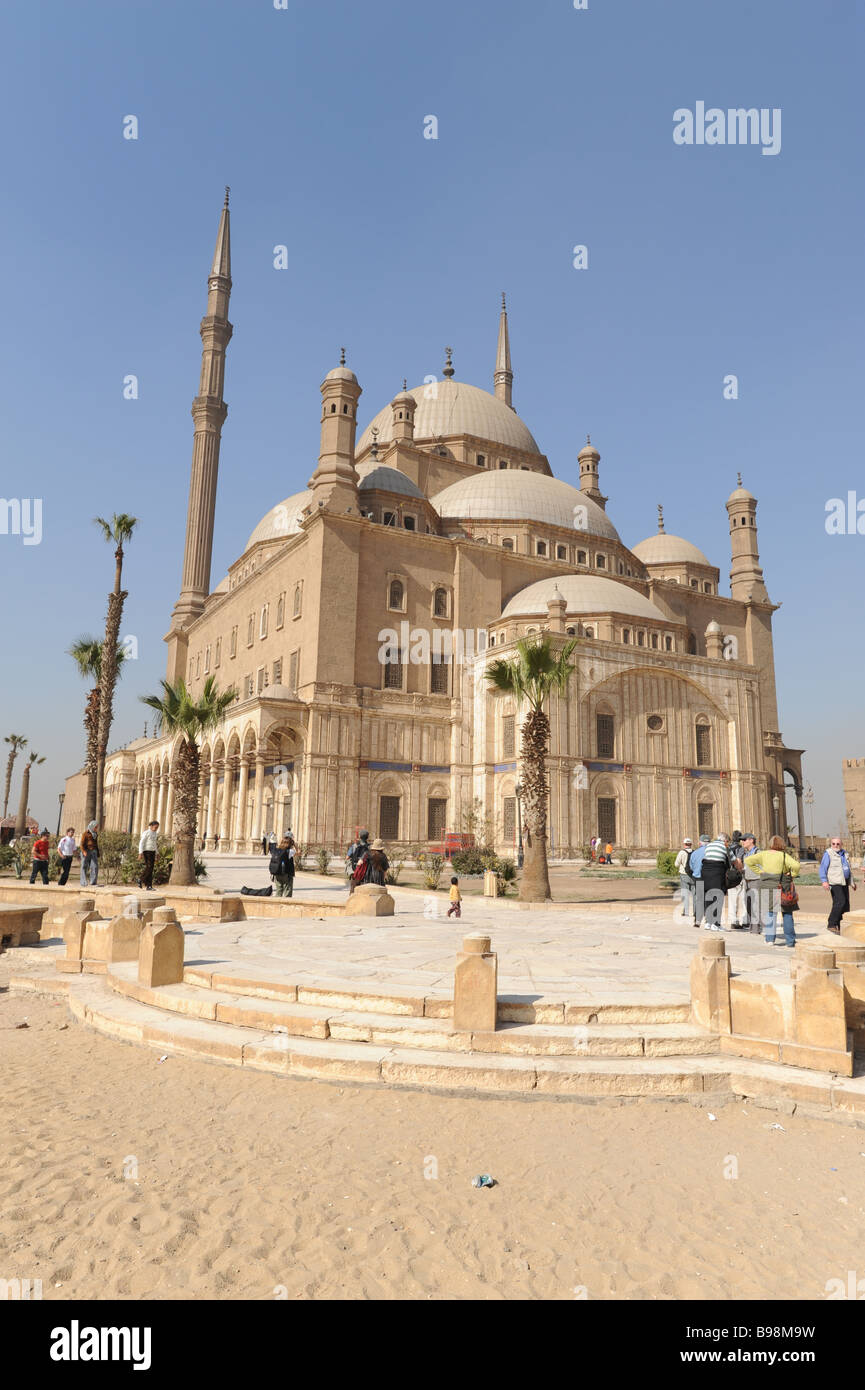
{"left": 219, "top": 760, "right": 235, "bottom": 847}
{"left": 250, "top": 756, "right": 265, "bottom": 844}
{"left": 164, "top": 777, "right": 175, "bottom": 839}
{"left": 233, "top": 757, "right": 249, "bottom": 850}
{"left": 156, "top": 774, "right": 167, "bottom": 828}
{"left": 689, "top": 935, "right": 732, "bottom": 1034}
{"left": 453, "top": 932, "right": 498, "bottom": 1033}
{"left": 206, "top": 764, "right": 219, "bottom": 847}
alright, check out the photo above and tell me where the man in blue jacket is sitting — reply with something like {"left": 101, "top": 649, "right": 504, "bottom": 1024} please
{"left": 820, "top": 837, "right": 857, "bottom": 934}
{"left": 689, "top": 834, "right": 711, "bottom": 926}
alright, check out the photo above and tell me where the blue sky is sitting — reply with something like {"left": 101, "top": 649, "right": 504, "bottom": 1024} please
{"left": 0, "top": 0, "right": 861, "bottom": 837}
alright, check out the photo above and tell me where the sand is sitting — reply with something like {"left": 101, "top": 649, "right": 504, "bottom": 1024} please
{"left": 2, "top": 984, "right": 865, "bottom": 1301}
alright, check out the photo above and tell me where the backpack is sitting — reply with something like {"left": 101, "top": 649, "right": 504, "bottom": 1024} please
{"left": 349, "top": 841, "right": 367, "bottom": 869}
{"left": 351, "top": 853, "right": 368, "bottom": 884}
{"left": 269, "top": 849, "right": 283, "bottom": 875}
{"left": 684, "top": 850, "right": 694, "bottom": 876}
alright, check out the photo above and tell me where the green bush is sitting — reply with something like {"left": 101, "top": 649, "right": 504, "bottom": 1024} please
{"left": 316, "top": 847, "right": 330, "bottom": 875}
{"left": 494, "top": 856, "right": 517, "bottom": 896}
{"left": 119, "top": 838, "right": 207, "bottom": 886}
{"left": 656, "top": 849, "right": 677, "bottom": 877}
{"left": 385, "top": 855, "right": 405, "bottom": 886}
{"left": 618, "top": 847, "right": 631, "bottom": 866}
{"left": 581, "top": 843, "right": 594, "bottom": 862}
{"left": 418, "top": 852, "right": 444, "bottom": 890}
{"left": 451, "top": 847, "right": 489, "bottom": 876}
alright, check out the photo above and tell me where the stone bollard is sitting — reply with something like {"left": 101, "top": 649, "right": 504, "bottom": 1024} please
{"left": 689, "top": 935, "right": 732, "bottom": 1034}
{"left": 791, "top": 945, "right": 848, "bottom": 1056}
{"left": 138, "top": 906, "right": 185, "bottom": 987}
{"left": 453, "top": 932, "right": 498, "bottom": 1033}
{"left": 482, "top": 870, "right": 498, "bottom": 898}
{"left": 350, "top": 884, "right": 395, "bottom": 917}
{"left": 60, "top": 895, "right": 101, "bottom": 966}
{"left": 105, "top": 897, "right": 144, "bottom": 964}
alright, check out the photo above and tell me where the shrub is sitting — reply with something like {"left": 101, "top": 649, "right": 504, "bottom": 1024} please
{"left": 581, "top": 843, "right": 594, "bottom": 862}
{"left": 451, "top": 847, "right": 489, "bottom": 876}
{"left": 656, "top": 849, "right": 677, "bottom": 877}
{"left": 418, "top": 852, "right": 444, "bottom": 890}
{"left": 120, "top": 837, "right": 207, "bottom": 885}
{"left": 494, "top": 856, "right": 517, "bottom": 896}
{"left": 385, "top": 855, "right": 405, "bottom": 886}
{"left": 618, "top": 847, "right": 631, "bottom": 866}
{"left": 316, "top": 847, "right": 330, "bottom": 875}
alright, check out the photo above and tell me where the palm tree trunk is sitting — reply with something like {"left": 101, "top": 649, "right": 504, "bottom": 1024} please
{"left": 518, "top": 708, "right": 552, "bottom": 902}
{"left": 168, "top": 736, "right": 199, "bottom": 886}
{"left": 95, "top": 567, "right": 126, "bottom": 826}
{"left": 3, "top": 750, "right": 17, "bottom": 820}
{"left": 15, "top": 766, "right": 31, "bottom": 837}
{"left": 84, "top": 687, "right": 100, "bottom": 825}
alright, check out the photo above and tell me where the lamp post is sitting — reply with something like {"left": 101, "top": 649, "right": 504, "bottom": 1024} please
{"left": 515, "top": 782, "right": 524, "bottom": 870}
{"left": 55, "top": 792, "right": 65, "bottom": 838}
{"left": 772, "top": 794, "right": 780, "bottom": 840}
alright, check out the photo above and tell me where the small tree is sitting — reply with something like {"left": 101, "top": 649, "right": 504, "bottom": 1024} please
{"left": 69, "top": 638, "right": 127, "bottom": 826}
{"left": 485, "top": 635, "right": 578, "bottom": 902}
{"left": 140, "top": 676, "right": 236, "bottom": 885}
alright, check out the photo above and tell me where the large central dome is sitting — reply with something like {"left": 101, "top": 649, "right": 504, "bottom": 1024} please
{"left": 431, "top": 471, "right": 621, "bottom": 541}
{"left": 357, "top": 379, "right": 541, "bottom": 456}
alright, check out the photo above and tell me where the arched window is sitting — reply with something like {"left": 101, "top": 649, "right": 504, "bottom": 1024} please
{"left": 595, "top": 554, "right": 606, "bottom": 570}
{"left": 651, "top": 632, "right": 659, "bottom": 649}
{"left": 389, "top": 579, "right": 404, "bottom": 610}
{"left": 577, "top": 550, "right": 587, "bottom": 565}
{"left": 433, "top": 588, "right": 448, "bottom": 618}
{"left": 664, "top": 635, "right": 673, "bottom": 652}
{"left": 247, "top": 615, "right": 254, "bottom": 646}
{"left": 293, "top": 583, "right": 303, "bottom": 618}
{"left": 557, "top": 544, "right": 567, "bottom": 560}
{"left": 596, "top": 712, "right": 614, "bottom": 758}
{"left": 259, "top": 605, "right": 269, "bottom": 639}
{"left": 276, "top": 594, "right": 285, "bottom": 628}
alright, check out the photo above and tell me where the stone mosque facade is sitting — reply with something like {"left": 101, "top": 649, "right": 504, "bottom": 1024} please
{"left": 64, "top": 195, "right": 805, "bottom": 856}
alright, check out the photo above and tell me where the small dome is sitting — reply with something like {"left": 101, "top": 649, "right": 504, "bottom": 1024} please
{"left": 705, "top": 620, "right": 722, "bottom": 634}
{"left": 431, "top": 470, "right": 620, "bottom": 540}
{"left": 358, "top": 379, "right": 541, "bottom": 455}
{"left": 578, "top": 437, "right": 599, "bottom": 460}
{"left": 501, "top": 575, "right": 667, "bottom": 622}
{"left": 727, "top": 486, "right": 755, "bottom": 504}
{"left": 392, "top": 388, "right": 417, "bottom": 408}
{"left": 631, "top": 533, "right": 712, "bottom": 567}
{"left": 357, "top": 464, "right": 424, "bottom": 498}
{"left": 244, "top": 490, "right": 312, "bottom": 551}
{"left": 259, "top": 684, "right": 299, "bottom": 701}
{"left": 324, "top": 365, "right": 358, "bottom": 385}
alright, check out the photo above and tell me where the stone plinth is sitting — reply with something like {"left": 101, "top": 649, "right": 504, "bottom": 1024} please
{"left": 59, "top": 896, "right": 101, "bottom": 969}
{"left": 350, "top": 884, "right": 395, "bottom": 917}
{"left": 689, "top": 936, "right": 731, "bottom": 1034}
{"left": 0, "top": 903, "right": 49, "bottom": 948}
{"left": 453, "top": 933, "right": 497, "bottom": 1033}
{"left": 138, "top": 907, "right": 185, "bottom": 987}
{"left": 106, "top": 900, "right": 145, "bottom": 964}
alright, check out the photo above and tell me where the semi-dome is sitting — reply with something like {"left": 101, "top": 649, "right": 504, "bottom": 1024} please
{"left": 501, "top": 574, "right": 667, "bottom": 622}
{"left": 356, "top": 464, "right": 424, "bottom": 498}
{"left": 631, "top": 533, "right": 712, "bottom": 567}
{"left": 358, "top": 379, "right": 541, "bottom": 456}
{"left": 431, "top": 470, "right": 620, "bottom": 541}
{"left": 244, "top": 490, "right": 312, "bottom": 551}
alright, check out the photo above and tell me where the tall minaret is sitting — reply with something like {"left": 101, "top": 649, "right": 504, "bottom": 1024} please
{"left": 166, "top": 190, "right": 233, "bottom": 683}
{"left": 494, "top": 292, "right": 513, "bottom": 408}
{"left": 726, "top": 473, "right": 769, "bottom": 602}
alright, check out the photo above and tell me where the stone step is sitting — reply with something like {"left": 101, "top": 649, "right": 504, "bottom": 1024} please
{"left": 11, "top": 972, "right": 865, "bottom": 1112}
{"left": 106, "top": 964, "right": 717, "bottom": 1058}
{"left": 181, "top": 962, "right": 691, "bottom": 1025}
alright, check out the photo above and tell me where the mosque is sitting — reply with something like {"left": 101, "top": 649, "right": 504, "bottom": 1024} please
{"left": 63, "top": 194, "right": 805, "bottom": 856}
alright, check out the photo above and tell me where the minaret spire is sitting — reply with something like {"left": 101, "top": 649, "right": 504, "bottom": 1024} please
{"left": 494, "top": 291, "right": 513, "bottom": 407}
{"left": 165, "top": 193, "right": 234, "bottom": 683}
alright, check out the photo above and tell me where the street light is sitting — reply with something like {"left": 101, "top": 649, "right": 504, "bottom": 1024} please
{"left": 772, "top": 794, "right": 780, "bottom": 839}
{"left": 515, "top": 783, "right": 524, "bottom": 870}
{"left": 56, "top": 792, "right": 65, "bottom": 839}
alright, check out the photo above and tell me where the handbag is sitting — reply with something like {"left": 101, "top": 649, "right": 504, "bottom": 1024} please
{"left": 725, "top": 865, "right": 742, "bottom": 889}
{"left": 779, "top": 855, "right": 799, "bottom": 910}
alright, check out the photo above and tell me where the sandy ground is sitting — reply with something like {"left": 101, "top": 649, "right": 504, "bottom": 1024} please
{"left": 2, "top": 987, "right": 865, "bottom": 1302}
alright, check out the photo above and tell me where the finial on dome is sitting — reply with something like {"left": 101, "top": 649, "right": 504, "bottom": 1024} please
{"left": 403, "top": 378, "right": 407, "bottom": 391}
{"left": 586, "top": 434, "right": 591, "bottom": 445}
{"left": 501, "top": 291, "right": 507, "bottom": 310}
{"left": 370, "top": 426, "right": 379, "bottom": 461}
{"left": 737, "top": 471, "right": 743, "bottom": 487}
{"left": 224, "top": 185, "right": 230, "bottom": 207}
{"left": 443, "top": 346, "right": 454, "bottom": 379}
{"left": 339, "top": 347, "right": 346, "bottom": 367}
{"left": 657, "top": 504, "right": 665, "bottom": 534}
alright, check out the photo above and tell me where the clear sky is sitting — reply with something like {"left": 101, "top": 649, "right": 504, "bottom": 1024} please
{"left": 0, "top": 0, "right": 861, "bottom": 838}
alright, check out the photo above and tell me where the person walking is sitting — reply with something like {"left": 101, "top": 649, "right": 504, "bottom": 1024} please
{"left": 447, "top": 875, "right": 462, "bottom": 918}
{"left": 268, "top": 830, "right": 277, "bottom": 857}
{"left": 261, "top": 833, "right": 268, "bottom": 856}
{"left": 57, "top": 826, "right": 77, "bottom": 885}
{"left": 80, "top": 822, "right": 99, "bottom": 887}
{"left": 29, "top": 827, "right": 50, "bottom": 884}
{"left": 819, "top": 836, "right": 857, "bottom": 935}
{"left": 138, "top": 820, "right": 159, "bottom": 890}
{"left": 746, "top": 837, "right": 801, "bottom": 946}
{"left": 700, "top": 833, "right": 740, "bottom": 931}
{"left": 272, "top": 835, "right": 296, "bottom": 897}
{"left": 674, "top": 838, "right": 696, "bottom": 923}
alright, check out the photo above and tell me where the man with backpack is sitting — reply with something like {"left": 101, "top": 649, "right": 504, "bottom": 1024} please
{"left": 674, "top": 837, "right": 696, "bottom": 922}
{"left": 347, "top": 829, "right": 370, "bottom": 894}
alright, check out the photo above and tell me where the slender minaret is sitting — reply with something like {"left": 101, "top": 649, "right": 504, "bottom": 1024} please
{"left": 166, "top": 190, "right": 233, "bottom": 683}
{"left": 494, "top": 292, "right": 513, "bottom": 407}
{"left": 308, "top": 349, "right": 362, "bottom": 513}
{"left": 577, "top": 435, "right": 607, "bottom": 510}
{"left": 726, "top": 473, "right": 769, "bottom": 602}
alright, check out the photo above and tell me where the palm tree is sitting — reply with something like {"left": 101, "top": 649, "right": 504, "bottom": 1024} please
{"left": 140, "top": 676, "right": 236, "bottom": 885}
{"left": 15, "top": 751, "right": 45, "bottom": 837}
{"left": 3, "top": 734, "right": 28, "bottom": 820}
{"left": 69, "top": 638, "right": 128, "bottom": 826}
{"left": 93, "top": 512, "right": 138, "bottom": 825}
{"left": 485, "top": 634, "right": 578, "bottom": 902}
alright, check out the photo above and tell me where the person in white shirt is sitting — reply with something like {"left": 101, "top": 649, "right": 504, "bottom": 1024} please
{"left": 138, "top": 821, "right": 159, "bottom": 890}
{"left": 57, "top": 827, "right": 77, "bottom": 885}
{"left": 674, "top": 838, "right": 695, "bottom": 922}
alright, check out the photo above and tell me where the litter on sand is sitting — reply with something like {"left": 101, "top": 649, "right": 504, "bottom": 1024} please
{"left": 708, "top": 1113, "right": 717, "bottom": 1122}
{"left": 157, "top": 1055, "right": 169, "bottom": 1063}
{"left": 471, "top": 1174, "right": 496, "bottom": 1188}
{"left": 769, "top": 1123, "right": 785, "bottom": 1131}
